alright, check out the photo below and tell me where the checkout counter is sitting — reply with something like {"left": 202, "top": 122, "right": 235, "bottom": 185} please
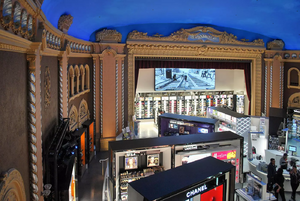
{"left": 248, "top": 149, "right": 300, "bottom": 192}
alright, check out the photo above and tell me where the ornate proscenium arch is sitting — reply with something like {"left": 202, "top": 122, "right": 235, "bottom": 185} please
{"left": 0, "top": 168, "right": 26, "bottom": 201}
{"left": 126, "top": 26, "right": 265, "bottom": 124}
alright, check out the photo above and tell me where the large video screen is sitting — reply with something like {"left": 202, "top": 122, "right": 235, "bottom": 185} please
{"left": 155, "top": 68, "right": 215, "bottom": 91}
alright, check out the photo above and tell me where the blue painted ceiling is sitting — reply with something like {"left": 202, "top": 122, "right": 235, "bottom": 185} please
{"left": 42, "top": 0, "right": 300, "bottom": 50}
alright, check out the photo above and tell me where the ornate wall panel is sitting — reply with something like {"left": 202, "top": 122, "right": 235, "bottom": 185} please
{"left": 0, "top": 168, "right": 26, "bottom": 201}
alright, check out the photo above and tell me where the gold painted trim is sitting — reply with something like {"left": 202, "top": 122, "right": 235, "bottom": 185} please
{"left": 287, "top": 67, "right": 300, "bottom": 89}
{"left": 127, "top": 42, "right": 263, "bottom": 124}
{"left": 69, "top": 89, "right": 90, "bottom": 102}
{"left": 0, "top": 168, "right": 26, "bottom": 201}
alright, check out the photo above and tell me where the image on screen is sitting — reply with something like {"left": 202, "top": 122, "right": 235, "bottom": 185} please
{"left": 125, "top": 156, "right": 138, "bottom": 170}
{"left": 198, "top": 128, "right": 209, "bottom": 133}
{"left": 289, "top": 145, "right": 297, "bottom": 152}
{"left": 155, "top": 68, "right": 215, "bottom": 91}
{"left": 200, "top": 184, "right": 224, "bottom": 201}
{"left": 147, "top": 154, "right": 159, "bottom": 167}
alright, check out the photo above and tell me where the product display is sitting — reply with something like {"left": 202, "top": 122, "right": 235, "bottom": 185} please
{"left": 108, "top": 131, "right": 243, "bottom": 201}
{"left": 134, "top": 91, "right": 238, "bottom": 120}
{"left": 127, "top": 157, "right": 236, "bottom": 201}
{"left": 159, "top": 113, "right": 217, "bottom": 137}
{"left": 119, "top": 166, "right": 164, "bottom": 200}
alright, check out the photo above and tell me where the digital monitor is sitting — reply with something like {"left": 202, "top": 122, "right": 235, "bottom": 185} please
{"left": 289, "top": 145, "right": 297, "bottom": 152}
{"left": 155, "top": 68, "right": 215, "bottom": 91}
{"left": 198, "top": 127, "right": 209, "bottom": 133}
{"left": 173, "top": 124, "right": 178, "bottom": 129}
{"left": 147, "top": 154, "right": 159, "bottom": 167}
{"left": 200, "top": 184, "right": 224, "bottom": 201}
{"left": 125, "top": 156, "right": 138, "bottom": 170}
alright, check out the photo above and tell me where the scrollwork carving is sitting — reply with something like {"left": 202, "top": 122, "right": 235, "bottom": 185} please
{"left": 267, "top": 39, "right": 285, "bottom": 50}
{"left": 96, "top": 29, "right": 122, "bottom": 43}
{"left": 0, "top": 168, "right": 26, "bottom": 201}
{"left": 127, "top": 26, "right": 265, "bottom": 46}
{"left": 58, "top": 14, "right": 73, "bottom": 33}
{"left": 44, "top": 66, "right": 51, "bottom": 108}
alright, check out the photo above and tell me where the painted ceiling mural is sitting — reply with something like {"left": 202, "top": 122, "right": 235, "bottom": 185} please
{"left": 42, "top": 0, "right": 300, "bottom": 49}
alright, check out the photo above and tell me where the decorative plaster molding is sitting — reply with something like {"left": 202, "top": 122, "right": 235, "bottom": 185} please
{"left": 267, "top": 39, "right": 285, "bottom": 50}
{"left": 127, "top": 42, "right": 263, "bottom": 124}
{"left": 288, "top": 93, "right": 300, "bottom": 108}
{"left": 68, "top": 89, "right": 90, "bottom": 102}
{"left": 58, "top": 14, "right": 73, "bottom": 34}
{"left": 44, "top": 66, "right": 51, "bottom": 108}
{"left": 128, "top": 26, "right": 264, "bottom": 47}
{"left": 96, "top": 29, "right": 122, "bottom": 43}
{"left": 116, "top": 60, "right": 119, "bottom": 134}
{"left": 27, "top": 55, "right": 40, "bottom": 201}
{"left": 121, "top": 59, "right": 124, "bottom": 129}
{"left": 0, "top": 168, "right": 26, "bottom": 201}
{"left": 100, "top": 59, "right": 103, "bottom": 138}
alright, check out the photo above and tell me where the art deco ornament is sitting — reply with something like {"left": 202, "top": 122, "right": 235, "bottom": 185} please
{"left": 96, "top": 29, "right": 122, "bottom": 43}
{"left": 58, "top": 14, "right": 73, "bottom": 34}
{"left": 267, "top": 39, "right": 285, "bottom": 50}
{"left": 44, "top": 66, "right": 51, "bottom": 108}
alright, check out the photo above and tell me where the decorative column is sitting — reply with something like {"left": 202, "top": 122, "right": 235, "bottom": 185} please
{"left": 100, "top": 58, "right": 103, "bottom": 138}
{"left": 280, "top": 62, "right": 285, "bottom": 108}
{"left": 92, "top": 54, "right": 100, "bottom": 150}
{"left": 121, "top": 59, "right": 125, "bottom": 129}
{"left": 27, "top": 43, "right": 43, "bottom": 201}
{"left": 115, "top": 59, "right": 119, "bottom": 135}
{"left": 58, "top": 51, "right": 69, "bottom": 119}
{"left": 264, "top": 59, "right": 272, "bottom": 116}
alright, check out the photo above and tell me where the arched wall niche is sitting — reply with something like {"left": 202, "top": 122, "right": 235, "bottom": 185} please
{"left": 288, "top": 92, "right": 300, "bottom": 108}
{"left": 79, "top": 98, "right": 89, "bottom": 126}
{"left": 0, "top": 168, "right": 26, "bottom": 201}
{"left": 288, "top": 67, "right": 300, "bottom": 89}
{"left": 69, "top": 105, "right": 78, "bottom": 131}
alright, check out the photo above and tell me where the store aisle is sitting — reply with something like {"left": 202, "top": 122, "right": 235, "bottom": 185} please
{"left": 78, "top": 151, "right": 108, "bottom": 201}
{"left": 138, "top": 119, "right": 158, "bottom": 138}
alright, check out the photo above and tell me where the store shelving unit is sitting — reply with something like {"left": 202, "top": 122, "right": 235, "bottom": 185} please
{"left": 207, "top": 107, "right": 251, "bottom": 156}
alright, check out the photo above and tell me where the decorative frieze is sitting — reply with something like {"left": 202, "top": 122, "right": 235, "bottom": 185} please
{"left": 96, "top": 29, "right": 122, "bottom": 43}
{"left": 128, "top": 26, "right": 264, "bottom": 47}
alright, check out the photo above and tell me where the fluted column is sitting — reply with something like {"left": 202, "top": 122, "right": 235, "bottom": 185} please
{"left": 27, "top": 43, "right": 44, "bottom": 201}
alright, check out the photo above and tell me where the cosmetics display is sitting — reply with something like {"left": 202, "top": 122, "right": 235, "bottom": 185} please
{"left": 120, "top": 167, "right": 165, "bottom": 201}
{"left": 134, "top": 91, "right": 241, "bottom": 119}
{"left": 108, "top": 131, "right": 244, "bottom": 201}
{"left": 158, "top": 113, "right": 217, "bottom": 137}
{"left": 207, "top": 107, "right": 251, "bottom": 156}
{"left": 128, "top": 157, "right": 236, "bottom": 201}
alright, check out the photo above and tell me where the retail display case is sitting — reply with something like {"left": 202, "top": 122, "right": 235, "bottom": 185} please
{"left": 82, "top": 120, "right": 95, "bottom": 163}
{"left": 73, "top": 128, "right": 88, "bottom": 179}
{"left": 128, "top": 157, "right": 236, "bottom": 201}
{"left": 207, "top": 107, "right": 250, "bottom": 156}
{"left": 158, "top": 113, "right": 218, "bottom": 136}
{"left": 108, "top": 131, "right": 244, "bottom": 201}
